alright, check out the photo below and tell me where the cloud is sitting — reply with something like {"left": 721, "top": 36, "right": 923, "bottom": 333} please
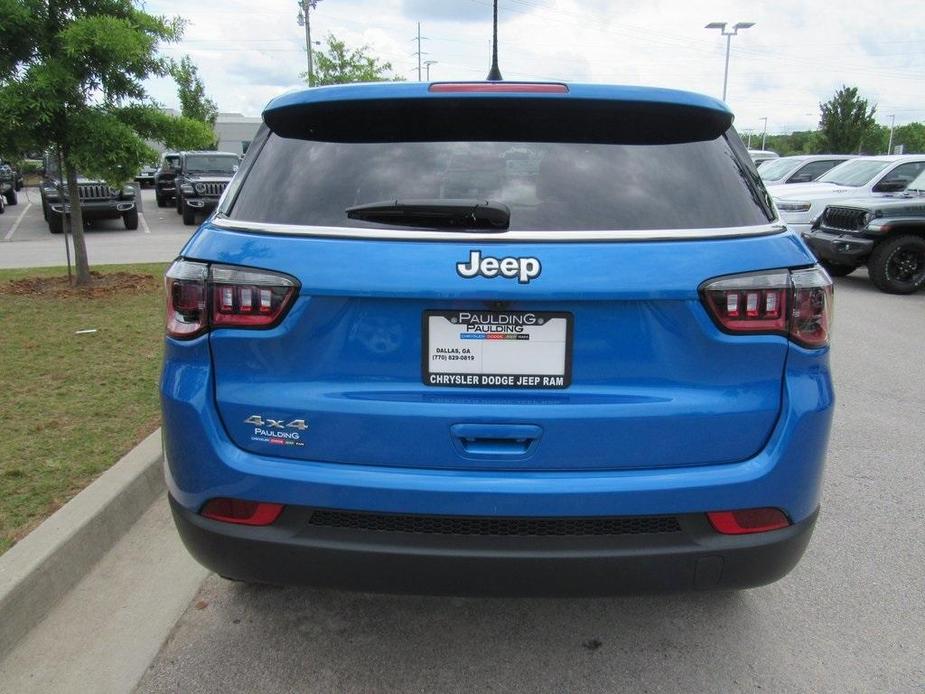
{"left": 140, "top": 0, "right": 925, "bottom": 136}
{"left": 400, "top": 0, "right": 493, "bottom": 23}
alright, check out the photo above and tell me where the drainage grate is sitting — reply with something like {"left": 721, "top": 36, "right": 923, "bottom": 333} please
{"left": 308, "top": 510, "right": 682, "bottom": 536}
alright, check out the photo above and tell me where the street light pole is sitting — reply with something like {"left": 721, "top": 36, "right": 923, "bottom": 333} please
{"left": 887, "top": 114, "right": 896, "bottom": 154}
{"left": 705, "top": 21, "right": 755, "bottom": 102}
{"left": 423, "top": 60, "right": 437, "bottom": 81}
{"left": 760, "top": 116, "right": 768, "bottom": 150}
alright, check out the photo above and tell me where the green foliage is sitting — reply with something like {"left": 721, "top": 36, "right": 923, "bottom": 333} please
{"left": 892, "top": 123, "right": 925, "bottom": 154}
{"left": 0, "top": 0, "right": 187, "bottom": 181}
{"left": 757, "top": 130, "right": 823, "bottom": 157}
{"left": 114, "top": 104, "right": 214, "bottom": 151}
{"left": 309, "top": 34, "right": 405, "bottom": 86}
{"left": 818, "top": 86, "right": 878, "bottom": 154}
{"left": 171, "top": 55, "right": 218, "bottom": 127}
{"left": 0, "top": 0, "right": 190, "bottom": 282}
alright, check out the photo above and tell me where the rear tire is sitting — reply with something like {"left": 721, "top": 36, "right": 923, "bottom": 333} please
{"left": 175, "top": 193, "right": 183, "bottom": 214}
{"left": 0, "top": 195, "right": 5, "bottom": 214}
{"left": 156, "top": 192, "right": 166, "bottom": 207}
{"left": 868, "top": 235, "right": 925, "bottom": 294}
{"left": 48, "top": 213, "right": 63, "bottom": 234}
{"left": 123, "top": 208, "right": 139, "bottom": 230}
{"left": 182, "top": 203, "right": 196, "bottom": 226}
{"left": 4, "top": 187, "right": 15, "bottom": 205}
{"left": 820, "top": 260, "right": 856, "bottom": 278}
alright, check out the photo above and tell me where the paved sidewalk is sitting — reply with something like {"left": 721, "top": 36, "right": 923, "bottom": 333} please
{"left": 0, "top": 497, "right": 208, "bottom": 694}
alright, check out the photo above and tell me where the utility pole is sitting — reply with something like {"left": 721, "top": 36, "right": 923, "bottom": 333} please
{"left": 760, "top": 117, "right": 768, "bottom": 150}
{"left": 423, "top": 60, "right": 437, "bottom": 81}
{"left": 887, "top": 114, "right": 896, "bottom": 154}
{"left": 411, "top": 22, "right": 428, "bottom": 81}
{"left": 297, "top": 0, "right": 322, "bottom": 86}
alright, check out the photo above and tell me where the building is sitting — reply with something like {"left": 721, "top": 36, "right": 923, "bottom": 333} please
{"left": 215, "top": 113, "right": 263, "bottom": 155}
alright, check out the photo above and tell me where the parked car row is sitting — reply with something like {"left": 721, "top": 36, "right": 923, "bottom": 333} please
{"left": 767, "top": 154, "right": 925, "bottom": 294}
{"left": 801, "top": 169, "right": 925, "bottom": 294}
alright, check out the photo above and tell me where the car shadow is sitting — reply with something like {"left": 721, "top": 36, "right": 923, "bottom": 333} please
{"left": 183, "top": 579, "right": 767, "bottom": 691}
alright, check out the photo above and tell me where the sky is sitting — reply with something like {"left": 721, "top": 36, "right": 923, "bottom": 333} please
{"left": 143, "top": 0, "right": 925, "bottom": 137}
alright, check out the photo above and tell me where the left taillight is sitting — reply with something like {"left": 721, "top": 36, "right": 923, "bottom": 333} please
{"left": 165, "top": 259, "right": 298, "bottom": 339}
{"left": 165, "top": 260, "right": 209, "bottom": 339}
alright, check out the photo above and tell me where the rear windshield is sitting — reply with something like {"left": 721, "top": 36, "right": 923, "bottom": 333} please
{"left": 229, "top": 132, "right": 774, "bottom": 231}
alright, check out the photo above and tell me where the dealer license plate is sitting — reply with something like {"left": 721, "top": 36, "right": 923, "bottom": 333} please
{"left": 423, "top": 310, "right": 572, "bottom": 389}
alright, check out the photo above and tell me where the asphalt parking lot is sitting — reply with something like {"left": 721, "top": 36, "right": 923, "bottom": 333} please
{"left": 0, "top": 186, "right": 194, "bottom": 268}
{"left": 136, "top": 275, "right": 925, "bottom": 693}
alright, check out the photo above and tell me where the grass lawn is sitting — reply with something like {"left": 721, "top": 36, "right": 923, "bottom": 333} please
{"left": 0, "top": 263, "right": 168, "bottom": 555}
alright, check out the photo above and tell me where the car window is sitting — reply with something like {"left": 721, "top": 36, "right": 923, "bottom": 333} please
{"left": 759, "top": 158, "right": 803, "bottom": 180}
{"left": 229, "top": 130, "right": 774, "bottom": 231}
{"left": 907, "top": 170, "right": 925, "bottom": 192}
{"left": 875, "top": 162, "right": 925, "bottom": 190}
{"left": 817, "top": 159, "right": 890, "bottom": 186}
{"left": 789, "top": 160, "right": 839, "bottom": 183}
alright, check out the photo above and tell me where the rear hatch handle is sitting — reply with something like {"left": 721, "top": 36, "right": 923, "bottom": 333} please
{"left": 450, "top": 423, "right": 543, "bottom": 459}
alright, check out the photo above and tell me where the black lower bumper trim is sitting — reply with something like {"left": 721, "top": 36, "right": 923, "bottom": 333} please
{"left": 169, "top": 495, "right": 817, "bottom": 596}
{"left": 804, "top": 228, "right": 875, "bottom": 263}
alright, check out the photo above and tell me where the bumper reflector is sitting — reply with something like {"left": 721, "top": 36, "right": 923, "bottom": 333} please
{"left": 201, "top": 498, "right": 284, "bottom": 526}
{"left": 707, "top": 508, "right": 790, "bottom": 535}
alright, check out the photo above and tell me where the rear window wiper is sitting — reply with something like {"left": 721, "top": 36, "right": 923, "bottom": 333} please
{"left": 345, "top": 199, "right": 510, "bottom": 230}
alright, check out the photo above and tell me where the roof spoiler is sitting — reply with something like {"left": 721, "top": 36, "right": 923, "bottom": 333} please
{"left": 263, "top": 96, "right": 734, "bottom": 145}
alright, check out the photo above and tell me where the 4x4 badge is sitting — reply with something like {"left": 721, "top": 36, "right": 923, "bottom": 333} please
{"left": 456, "top": 250, "right": 541, "bottom": 284}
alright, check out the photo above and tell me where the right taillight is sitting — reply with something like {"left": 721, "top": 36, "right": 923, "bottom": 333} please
{"left": 701, "top": 266, "right": 833, "bottom": 348}
{"left": 165, "top": 259, "right": 298, "bottom": 339}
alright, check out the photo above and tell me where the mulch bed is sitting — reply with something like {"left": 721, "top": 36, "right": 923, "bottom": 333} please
{"left": 0, "top": 271, "right": 160, "bottom": 298}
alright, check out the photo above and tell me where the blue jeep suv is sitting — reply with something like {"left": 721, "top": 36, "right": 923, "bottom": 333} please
{"left": 161, "top": 82, "right": 834, "bottom": 595}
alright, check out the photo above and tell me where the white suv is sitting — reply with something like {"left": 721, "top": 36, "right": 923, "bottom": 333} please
{"left": 768, "top": 155, "right": 925, "bottom": 235}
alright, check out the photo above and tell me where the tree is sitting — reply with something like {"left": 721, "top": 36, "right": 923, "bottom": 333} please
{"left": 308, "top": 34, "right": 404, "bottom": 86}
{"left": 817, "top": 86, "right": 878, "bottom": 154}
{"left": 171, "top": 55, "right": 218, "bottom": 128}
{"left": 893, "top": 122, "right": 925, "bottom": 154}
{"left": 0, "top": 1, "right": 212, "bottom": 285}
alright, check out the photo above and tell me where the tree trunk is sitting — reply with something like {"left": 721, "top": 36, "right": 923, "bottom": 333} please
{"left": 65, "top": 164, "right": 92, "bottom": 286}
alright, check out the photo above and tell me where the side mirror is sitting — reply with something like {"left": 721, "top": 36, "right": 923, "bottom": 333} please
{"left": 873, "top": 181, "right": 907, "bottom": 193}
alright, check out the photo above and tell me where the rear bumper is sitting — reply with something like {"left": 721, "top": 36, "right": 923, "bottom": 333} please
{"left": 169, "top": 494, "right": 818, "bottom": 595}
{"left": 803, "top": 228, "right": 875, "bottom": 264}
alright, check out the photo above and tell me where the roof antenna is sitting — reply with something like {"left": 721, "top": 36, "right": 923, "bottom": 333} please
{"left": 486, "top": 0, "right": 503, "bottom": 80}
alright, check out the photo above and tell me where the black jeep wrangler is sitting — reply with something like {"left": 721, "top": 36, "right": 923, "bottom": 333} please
{"left": 39, "top": 156, "right": 138, "bottom": 233}
{"left": 154, "top": 151, "right": 181, "bottom": 207}
{"left": 805, "top": 174, "right": 925, "bottom": 294}
{"left": 173, "top": 151, "right": 238, "bottom": 225}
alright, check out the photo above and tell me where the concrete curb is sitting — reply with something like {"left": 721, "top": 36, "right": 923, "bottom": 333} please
{"left": 0, "top": 428, "right": 164, "bottom": 659}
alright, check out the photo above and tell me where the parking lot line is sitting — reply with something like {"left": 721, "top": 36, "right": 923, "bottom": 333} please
{"left": 3, "top": 202, "right": 33, "bottom": 241}
{"left": 139, "top": 212, "right": 150, "bottom": 234}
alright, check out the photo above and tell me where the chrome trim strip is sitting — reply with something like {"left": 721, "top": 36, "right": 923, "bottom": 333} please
{"left": 209, "top": 215, "right": 786, "bottom": 242}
